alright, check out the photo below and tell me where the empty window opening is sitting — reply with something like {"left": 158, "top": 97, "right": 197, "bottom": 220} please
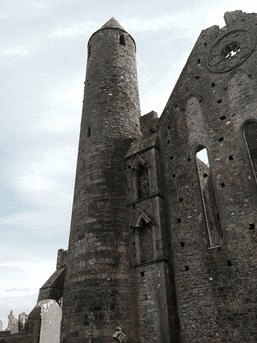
{"left": 197, "top": 58, "right": 201, "bottom": 64}
{"left": 217, "top": 99, "right": 222, "bottom": 104}
{"left": 195, "top": 75, "right": 200, "bottom": 80}
{"left": 175, "top": 104, "right": 178, "bottom": 110}
{"left": 227, "top": 260, "right": 232, "bottom": 266}
{"left": 137, "top": 164, "right": 150, "bottom": 199}
{"left": 243, "top": 121, "right": 257, "bottom": 184}
{"left": 220, "top": 182, "right": 225, "bottom": 188}
{"left": 197, "top": 148, "right": 209, "bottom": 166}
{"left": 167, "top": 125, "right": 170, "bottom": 129}
{"left": 185, "top": 265, "right": 189, "bottom": 271}
{"left": 249, "top": 223, "right": 255, "bottom": 230}
{"left": 179, "top": 197, "right": 183, "bottom": 202}
{"left": 138, "top": 220, "right": 153, "bottom": 263}
{"left": 87, "top": 126, "right": 91, "bottom": 137}
{"left": 196, "top": 147, "right": 222, "bottom": 247}
{"left": 219, "top": 115, "right": 226, "bottom": 120}
{"left": 119, "top": 34, "right": 126, "bottom": 46}
{"left": 140, "top": 271, "right": 145, "bottom": 277}
{"left": 180, "top": 242, "right": 185, "bottom": 247}
{"left": 211, "top": 82, "right": 216, "bottom": 88}
{"left": 222, "top": 41, "right": 240, "bottom": 59}
{"left": 218, "top": 137, "right": 224, "bottom": 142}
{"left": 188, "top": 156, "right": 191, "bottom": 162}
{"left": 177, "top": 218, "right": 181, "bottom": 223}
{"left": 204, "top": 42, "right": 208, "bottom": 46}
{"left": 167, "top": 139, "right": 170, "bottom": 144}
{"left": 128, "top": 165, "right": 131, "bottom": 169}
{"left": 229, "top": 155, "right": 234, "bottom": 161}
{"left": 172, "top": 174, "right": 176, "bottom": 178}
{"left": 170, "top": 156, "right": 174, "bottom": 160}
{"left": 249, "top": 74, "right": 252, "bottom": 78}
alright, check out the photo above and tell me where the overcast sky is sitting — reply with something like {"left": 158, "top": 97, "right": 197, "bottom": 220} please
{"left": 0, "top": 0, "right": 256, "bottom": 328}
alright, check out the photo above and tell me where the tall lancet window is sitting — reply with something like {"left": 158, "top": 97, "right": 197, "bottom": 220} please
{"left": 243, "top": 121, "right": 257, "bottom": 182}
{"left": 137, "top": 164, "right": 150, "bottom": 199}
{"left": 139, "top": 220, "right": 153, "bottom": 263}
{"left": 196, "top": 147, "right": 222, "bottom": 247}
{"left": 134, "top": 212, "right": 153, "bottom": 264}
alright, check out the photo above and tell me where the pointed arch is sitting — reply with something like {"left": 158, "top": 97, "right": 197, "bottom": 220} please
{"left": 228, "top": 70, "right": 252, "bottom": 110}
{"left": 134, "top": 210, "right": 152, "bottom": 228}
{"left": 131, "top": 155, "right": 150, "bottom": 170}
{"left": 185, "top": 96, "right": 206, "bottom": 145}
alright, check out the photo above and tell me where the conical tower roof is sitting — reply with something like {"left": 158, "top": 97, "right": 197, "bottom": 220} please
{"left": 88, "top": 17, "right": 135, "bottom": 48}
{"left": 100, "top": 17, "right": 125, "bottom": 31}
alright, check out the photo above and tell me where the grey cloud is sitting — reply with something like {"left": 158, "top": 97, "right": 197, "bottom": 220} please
{"left": 4, "top": 288, "right": 32, "bottom": 293}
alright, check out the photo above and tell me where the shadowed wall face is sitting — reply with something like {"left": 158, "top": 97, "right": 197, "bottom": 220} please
{"left": 158, "top": 10, "right": 257, "bottom": 343}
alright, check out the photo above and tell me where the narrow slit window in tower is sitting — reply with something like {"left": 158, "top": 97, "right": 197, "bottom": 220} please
{"left": 243, "top": 121, "right": 257, "bottom": 182}
{"left": 196, "top": 147, "right": 222, "bottom": 247}
{"left": 119, "top": 34, "right": 126, "bottom": 46}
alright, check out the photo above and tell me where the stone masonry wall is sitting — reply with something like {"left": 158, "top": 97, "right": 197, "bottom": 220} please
{"left": 61, "top": 19, "right": 141, "bottom": 343}
{"left": 158, "top": 10, "right": 257, "bottom": 343}
{"left": 125, "top": 113, "right": 179, "bottom": 342}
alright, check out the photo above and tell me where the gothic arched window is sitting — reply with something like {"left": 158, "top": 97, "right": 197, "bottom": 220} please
{"left": 243, "top": 121, "right": 257, "bottom": 182}
{"left": 138, "top": 220, "right": 153, "bottom": 263}
{"left": 133, "top": 211, "right": 153, "bottom": 264}
{"left": 137, "top": 164, "right": 150, "bottom": 199}
{"left": 196, "top": 147, "right": 222, "bottom": 247}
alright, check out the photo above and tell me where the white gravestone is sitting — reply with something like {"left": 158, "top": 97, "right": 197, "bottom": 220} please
{"left": 18, "top": 312, "right": 28, "bottom": 332}
{"left": 10, "top": 318, "right": 18, "bottom": 335}
{"left": 39, "top": 299, "right": 62, "bottom": 343}
{"left": 7, "top": 310, "right": 18, "bottom": 335}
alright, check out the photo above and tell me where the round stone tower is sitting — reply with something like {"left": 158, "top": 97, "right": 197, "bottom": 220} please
{"left": 61, "top": 18, "right": 141, "bottom": 342}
